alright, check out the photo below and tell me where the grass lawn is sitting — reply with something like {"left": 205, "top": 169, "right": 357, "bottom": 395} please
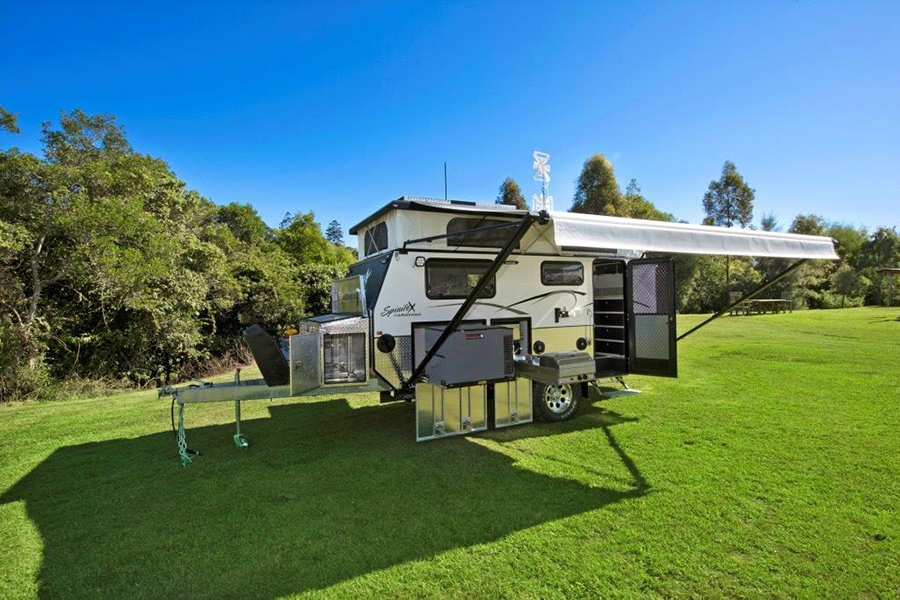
{"left": 1, "top": 307, "right": 898, "bottom": 597}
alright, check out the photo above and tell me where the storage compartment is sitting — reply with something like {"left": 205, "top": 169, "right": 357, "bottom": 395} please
{"left": 493, "top": 378, "right": 533, "bottom": 428}
{"left": 595, "top": 298, "right": 624, "bottom": 312}
{"left": 323, "top": 333, "right": 367, "bottom": 383}
{"left": 593, "top": 260, "right": 627, "bottom": 375}
{"left": 290, "top": 332, "right": 322, "bottom": 395}
{"left": 416, "top": 383, "right": 487, "bottom": 441}
{"left": 595, "top": 312, "right": 625, "bottom": 327}
{"left": 596, "top": 340, "right": 625, "bottom": 354}
{"left": 594, "top": 325, "right": 625, "bottom": 341}
{"left": 422, "top": 325, "right": 514, "bottom": 387}
{"left": 294, "top": 314, "right": 370, "bottom": 390}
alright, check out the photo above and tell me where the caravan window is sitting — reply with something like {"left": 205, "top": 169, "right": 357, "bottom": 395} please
{"left": 364, "top": 222, "right": 388, "bottom": 256}
{"left": 425, "top": 259, "right": 496, "bottom": 299}
{"left": 541, "top": 261, "right": 584, "bottom": 286}
{"left": 446, "top": 217, "right": 519, "bottom": 248}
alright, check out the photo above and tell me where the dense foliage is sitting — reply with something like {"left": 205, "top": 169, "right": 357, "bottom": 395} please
{"left": 0, "top": 110, "right": 353, "bottom": 400}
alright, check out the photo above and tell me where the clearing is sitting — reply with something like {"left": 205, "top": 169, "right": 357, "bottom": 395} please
{"left": 1, "top": 307, "right": 898, "bottom": 597}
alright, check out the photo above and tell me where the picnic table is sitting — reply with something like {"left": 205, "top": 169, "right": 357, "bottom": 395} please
{"left": 741, "top": 298, "right": 793, "bottom": 315}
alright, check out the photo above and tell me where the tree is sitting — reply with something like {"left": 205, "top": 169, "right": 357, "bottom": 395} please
{"left": 830, "top": 263, "right": 867, "bottom": 308}
{"left": 702, "top": 161, "right": 755, "bottom": 293}
{"left": 0, "top": 107, "right": 19, "bottom": 134}
{"left": 215, "top": 202, "right": 270, "bottom": 245}
{"left": 325, "top": 220, "right": 344, "bottom": 245}
{"left": 702, "top": 161, "right": 755, "bottom": 228}
{"left": 571, "top": 154, "right": 626, "bottom": 216}
{"left": 276, "top": 212, "right": 354, "bottom": 270}
{"left": 760, "top": 211, "right": 780, "bottom": 232}
{"left": 623, "top": 178, "right": 674, "bottom": 222}
{"left": 42, "top": 109, "right": 131, "bottom": 165}
{"left": 496, "top": 177, "right": 527, "bottom": 210}
{"left": 827, "top": 222, "right": 867, "bottom": 266}
{"left": 858, "top": 227, "right": 899, "bottom": 268}
{"left": 789, "top": 214, "right": 827, "bottom": 236}
{"left": 858, "top": 227, "right": 900, "bottom": 305}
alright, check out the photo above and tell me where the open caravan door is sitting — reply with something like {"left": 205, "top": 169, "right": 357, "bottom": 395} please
{"left": 625, "top": 258, "right": 677, "bottom": 377}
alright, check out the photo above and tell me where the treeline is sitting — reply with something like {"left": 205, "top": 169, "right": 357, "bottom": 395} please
{"left": 0, "top": 109, "right": 354, "bottom": 401}
{"left": 497, "top": 155, "right": 900, "bottom": 312}
{"left": 3, "top": 109, "right": 898, "bottom": 402}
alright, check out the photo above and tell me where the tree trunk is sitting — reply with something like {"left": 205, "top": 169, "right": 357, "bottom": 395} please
{"left": 725, "top": 255, "right": 731, "bottom": 308}
{"left": 25, "top": 235, "right": 46, "bottom": 331}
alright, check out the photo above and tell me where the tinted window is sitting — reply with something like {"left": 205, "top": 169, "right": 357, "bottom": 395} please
{"left": 425, "top": 259, "right": 496, "bottom": 299}
{"left": 364, "top": 222, "right": 388, "bottom": 256}
{"left": 446, "top": 217, "right": 519, "bottom": 248}
{"left": 541, "top": 261, "right": 584, "bottom": 286}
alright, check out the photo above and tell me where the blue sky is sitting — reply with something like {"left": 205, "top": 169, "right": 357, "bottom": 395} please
{"left": 2, "top": 1, "right": 898, "bottom": 240}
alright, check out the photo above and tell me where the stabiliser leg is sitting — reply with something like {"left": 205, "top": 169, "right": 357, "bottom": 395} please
{"left": 233, "top": 399, "right": 249, "bottom": 449}
{"left": 232, "top": 369, "right": 249, "bottom": 449}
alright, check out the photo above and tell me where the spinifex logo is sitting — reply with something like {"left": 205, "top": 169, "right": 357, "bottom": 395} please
{"left": 381, "top": 302, "right": 421, "bottom": 318}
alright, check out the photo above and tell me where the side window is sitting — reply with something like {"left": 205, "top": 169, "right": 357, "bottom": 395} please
{"left": 446, "top": 217, "right": 519, "bottom": 248}
{"left": 364, "top": 222, "right": 388, "bottom": 256}
{"left": 425, "top": 259, "right": 496, "bottom": 299}
{"left": 541, "top": 261, "right": 584, "bottom": 286}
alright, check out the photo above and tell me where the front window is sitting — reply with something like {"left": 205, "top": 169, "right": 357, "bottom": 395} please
{"left": 425, "top": 259, "right": 496, "bottom": 299}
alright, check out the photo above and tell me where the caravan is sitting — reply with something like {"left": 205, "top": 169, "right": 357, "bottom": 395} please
{"left": 165, "top": 197, "right": 838, "bottom": 464}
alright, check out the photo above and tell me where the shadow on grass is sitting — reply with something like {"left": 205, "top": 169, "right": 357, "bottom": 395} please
{"left": 1, "top": 396, "right": 647, "bottom": 597}
{"left": 868, "top": 315, "right": 900, "bottom": 323}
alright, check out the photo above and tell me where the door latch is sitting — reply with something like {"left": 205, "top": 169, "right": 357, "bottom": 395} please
{"left": 554, "top": 307, "right": 570, "bottom": 323}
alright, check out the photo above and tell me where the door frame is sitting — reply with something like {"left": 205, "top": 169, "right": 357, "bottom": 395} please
{"left": 625, "top": 257, "right": 678, "bottom": 378}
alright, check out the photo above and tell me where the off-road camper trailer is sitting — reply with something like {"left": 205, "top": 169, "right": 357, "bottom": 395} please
{"left": 164, "top": 197, "right": 838, "bottom": 465}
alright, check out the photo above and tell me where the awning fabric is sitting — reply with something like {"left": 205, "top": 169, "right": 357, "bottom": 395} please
{"left": 551, "top": 212, "right": 838, "bottom": 260}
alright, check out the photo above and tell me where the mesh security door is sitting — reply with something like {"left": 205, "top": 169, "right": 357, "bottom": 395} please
{"left": 625, "top": 258, "right": 677, "bottom": 377}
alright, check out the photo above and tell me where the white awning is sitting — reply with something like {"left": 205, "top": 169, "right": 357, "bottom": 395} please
{"left": 550, "top": 212, "right": 839, "bottom": 260}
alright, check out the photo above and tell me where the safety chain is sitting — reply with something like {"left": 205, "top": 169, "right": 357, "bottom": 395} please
{"left": 177, "top": 402, "right": 192, "bottom": 467}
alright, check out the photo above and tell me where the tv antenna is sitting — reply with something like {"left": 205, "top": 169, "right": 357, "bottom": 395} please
{"left": 531, "top": 151, "right": 553, "bottom": 211}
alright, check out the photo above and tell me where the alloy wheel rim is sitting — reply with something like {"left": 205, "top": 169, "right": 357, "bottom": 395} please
{"left": 543, "top": 384, "right": 573, "bottom": 414}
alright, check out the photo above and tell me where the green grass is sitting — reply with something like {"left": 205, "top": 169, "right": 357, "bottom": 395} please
{"left": 1, "top": 307, "right": 898, "bottom": 598}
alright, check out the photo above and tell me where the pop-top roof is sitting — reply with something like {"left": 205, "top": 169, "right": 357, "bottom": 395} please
{"left": 348, "top": 197, "right": 524, "bottom": 234}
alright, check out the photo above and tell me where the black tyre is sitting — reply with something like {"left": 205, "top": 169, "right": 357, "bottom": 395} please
{"left": 533, "top": 382, "right": 580, "bottom": 422}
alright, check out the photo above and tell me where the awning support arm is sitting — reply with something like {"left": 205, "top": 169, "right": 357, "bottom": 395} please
{"left": 404, "top": 211, "right": 547, "bottom": 390}
{"left": 677, "top": 259, "right": 808, "bottom": 342}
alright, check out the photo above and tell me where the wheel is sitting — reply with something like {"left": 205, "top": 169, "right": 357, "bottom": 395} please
{"left": 533, "top": 382, "right": 580, "bottom": 422}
